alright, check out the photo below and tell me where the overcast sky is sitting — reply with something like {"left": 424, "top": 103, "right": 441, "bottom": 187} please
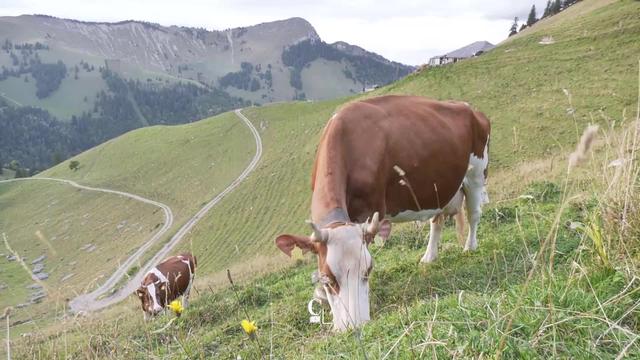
{"left": 0, "top": 0, "right": 547, "bottom": 65}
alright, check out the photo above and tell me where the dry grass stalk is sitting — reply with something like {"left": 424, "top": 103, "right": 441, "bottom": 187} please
{"left": 568, "top": 125, "right": 599, "bottom": 170}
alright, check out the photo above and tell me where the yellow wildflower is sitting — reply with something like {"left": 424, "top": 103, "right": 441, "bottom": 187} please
{"left": 168, "top": 300, "right": 183, "bottom": 316}
{"left": 241, "top": 319, "right": 257, "bottom": 335}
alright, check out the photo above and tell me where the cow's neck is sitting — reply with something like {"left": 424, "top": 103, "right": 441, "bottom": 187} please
{"left": 311, "top": 133, "right": 349, "bottom": 227}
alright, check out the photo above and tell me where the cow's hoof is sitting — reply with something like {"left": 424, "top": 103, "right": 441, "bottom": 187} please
{"left": 420, "top": 254, "right": 436, "bottom": 263}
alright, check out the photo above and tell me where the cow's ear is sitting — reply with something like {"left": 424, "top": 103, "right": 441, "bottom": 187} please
{"left": 275, "top": 234, "right": 317, "bottom": 257}
{"left": 378, "top": 219, "right": 392, "bottom": 241}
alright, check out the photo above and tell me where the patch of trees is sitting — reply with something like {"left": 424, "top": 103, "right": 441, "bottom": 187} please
{"left": 260, "top": 65, "right": 273, "bottom": 88}
{"left": 0, "top": 69, "right": 248, "bottom": 171}
{"left": 218, "top": 62, "right": 262, "bottom": 92}
{"left": 511, "top": 0, "right": 582, "bottom": 36}
{"left": 0, "top": 100, "right": 72, "bottom": 171}
{"left": 31, "top": 60, "right": 67, "bottom": 98}
{"left": 1, "top": 40, "right": 49, "bottom": 52}
{"left": 281, "top": 40, "right": 413, "bottom": 90}
{"left": 127, "top": 77, "right": 247, "bottom": 124}
{"left": 0, "top": 46, "right": 67, "bottom": 99}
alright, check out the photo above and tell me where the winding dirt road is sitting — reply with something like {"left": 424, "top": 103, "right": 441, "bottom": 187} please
{"left": 0, "top": 109, "right": 262, "bottom": 313}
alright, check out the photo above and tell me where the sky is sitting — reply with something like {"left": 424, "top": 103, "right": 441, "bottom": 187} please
{"left": 0, "top": 0, "right": 548, "bottom": 65}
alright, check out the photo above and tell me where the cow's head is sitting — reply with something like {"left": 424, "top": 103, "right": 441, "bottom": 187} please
{"left": 135, "top": 275, "right": 168, "bottom": 318}
{"left": 275, "top": 212, "right": 391, "bottom": 331}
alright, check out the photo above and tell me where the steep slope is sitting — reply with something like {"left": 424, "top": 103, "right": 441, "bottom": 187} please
{"left": 0, "top": 180, "right": 163, "bottom": 330}
{"left": 0, "top": 110, "right": 256, "bottom": 335}
{"left": 178, "top": 0, "right": 640, "bottom": 275}
{"left": 6, "top": 0, "right": 640, "bottom": 357}
{"left": 42, "top": 111, "right": 255, "bottom": 222}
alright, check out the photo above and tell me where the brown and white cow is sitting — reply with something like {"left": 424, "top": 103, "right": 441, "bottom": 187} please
{"left": 135, "top": 253, "right": 196, "bottom": 319}
{"left": 275, "top": 95, "right": 490, "bottom": 331}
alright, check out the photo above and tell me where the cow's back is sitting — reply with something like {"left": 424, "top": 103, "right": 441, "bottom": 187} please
{"left": 156, "top": 254, "right": 196, "bottom": 297}
{"left": 315, "top": 95, "right": 489, "bottom": 222}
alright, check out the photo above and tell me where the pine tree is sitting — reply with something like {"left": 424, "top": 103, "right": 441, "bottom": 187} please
{"left": 509, "top": 17, "right": 519, "bottom": 37}
{"left": 543, "top": 0, "right": 552, "bottom": 18}
{"left": 527, "top": 5, "right": 538, "bottom": 26}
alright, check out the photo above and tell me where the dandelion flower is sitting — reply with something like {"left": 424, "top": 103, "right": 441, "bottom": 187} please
{"left": 241, "top": 319, "right": 257, "bottom": 335}
{"left": 168, "top": 300, "right": 184, "bottom": 316}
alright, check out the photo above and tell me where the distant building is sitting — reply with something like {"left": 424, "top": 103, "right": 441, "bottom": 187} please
{"left": 428, "top": 41, "right": 495, "bottom": 66}
{"left": 363, "top": 84, "right": 380, "bottom": 93}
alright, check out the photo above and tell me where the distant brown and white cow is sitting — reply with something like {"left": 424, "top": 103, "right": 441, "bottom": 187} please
{"left": 135, "top": 253, "right": 196, "bottom": 319}
{"left": 275, "top": 95, "right": 490, "bottom": 331}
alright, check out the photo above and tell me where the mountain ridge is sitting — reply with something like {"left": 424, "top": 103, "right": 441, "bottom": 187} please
{"left": 0, "top": 14, "right": 413, "bottom": 171}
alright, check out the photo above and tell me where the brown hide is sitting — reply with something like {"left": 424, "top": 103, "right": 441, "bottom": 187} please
{"left": 137, "top": 253, "right": 196, "bottom": 313}
{"left": 310, "top": 95, "right": 490, "bottom": 224}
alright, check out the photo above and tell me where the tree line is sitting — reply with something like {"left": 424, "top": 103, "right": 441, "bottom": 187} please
{"left": 281, "top": 39, "right": 413, "bottom": 92}
{"left": 0, "top": 69, "right": 248, "bottom": 175}
{"left": 509, "top": 0, "right": 582, "bottom": 37}
{"left": 1, "top": 41, "right": 67, "bottom": 99}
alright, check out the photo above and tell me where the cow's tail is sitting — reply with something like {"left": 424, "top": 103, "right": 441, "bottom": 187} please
{"left": 455, "top": 207, "right": 466, "bottom": 247}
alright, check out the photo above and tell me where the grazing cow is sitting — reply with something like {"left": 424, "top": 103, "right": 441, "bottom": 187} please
{"left": 275, "top": 95, "right": 490, "bottom": 331}
{"left": 135, "top": 253, "right": 196, "bottom": 319}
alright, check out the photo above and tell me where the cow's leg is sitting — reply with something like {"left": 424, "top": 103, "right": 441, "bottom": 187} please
{"left": 182, "top": 279, "right": 192, "bottom": 308}
{"left": 421, "top": 214, "right": 444, "bottom": 263}
{"left": 463, "top": 170, "right": 488, "bottom": 252}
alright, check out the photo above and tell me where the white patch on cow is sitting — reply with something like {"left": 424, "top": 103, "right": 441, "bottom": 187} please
{"left": 146, "top": 282, "right": 163, "bottom": 313}
{"left": 463, "top": 138, "right": 489, "bottom": 251}
{"left": 321, "top": 225, "right": 372, "bottom": 331}
{"left": 143, "top": 266, "right": 168, "bottom": 314}
{"left": 149, "top": 267, "right": 169, "bottom": 283}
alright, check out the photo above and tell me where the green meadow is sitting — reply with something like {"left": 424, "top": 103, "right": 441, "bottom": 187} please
{"left": 3, "top": 0, "right": 640, "bottom": 358}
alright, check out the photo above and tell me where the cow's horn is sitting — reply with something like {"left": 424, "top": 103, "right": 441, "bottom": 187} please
{"left": 367, "top": 212, "right": 380, "bottom": 234}
{"left": 307, "top": 220, "right": 328, "bottom": 243}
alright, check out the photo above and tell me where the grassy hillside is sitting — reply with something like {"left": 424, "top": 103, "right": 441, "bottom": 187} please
{"left": 178, "top": 0, "right": 640, "bottom": 274}
{"left": 0, "top": 111, "right": 256, "bottom": 336}
{"left": 0, "top": 67, "right": 106, "bottom": 120}
{"left": 0, "top": 180, "right": 162, "bottom": 335}
{"left": 381, "top": 0, "right": 638, "bottom": 170}
{"left": 7, "top": 0, "right": 640, "bottom": 357}
{"left": 19, "top": 179, "right": 638, "bottom": 358}
{"left": 42, "top": 111, "right": 255, "bottom": 220}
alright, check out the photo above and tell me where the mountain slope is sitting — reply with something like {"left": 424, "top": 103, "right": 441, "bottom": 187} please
{"left": 5, "top": 0, "right": 640, "bottom": 357}
{"left": 0, "top": 15, "right": 412, "bottom": 107}
{"left": 0, "top": 15, "right": 413, "bottom": 171}
{"left": 0, "top": 111, "right": 256, "bottom": 335}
